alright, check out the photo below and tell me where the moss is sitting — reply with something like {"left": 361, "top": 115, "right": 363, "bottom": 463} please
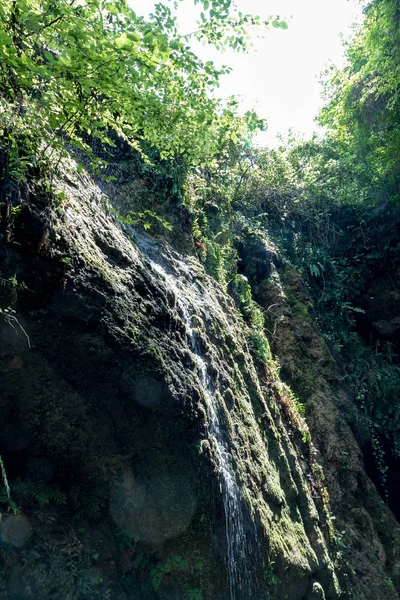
{"left": 307, "top": 582, "right": 326, "bottom": 600}
{"left": 4, "top": 165, "right": 397, "bottom": 600}
{"left": 288, "top": 296, "right": 313, "bottom": 321}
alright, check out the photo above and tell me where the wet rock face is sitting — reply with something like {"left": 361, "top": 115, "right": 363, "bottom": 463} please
{"left": 110, "top": 470, "right": 197, "bottom": 546}
{"left": 236, "top": 234, "right": 280, "bottom": 286}
{"left": 0, "top": 177, "right": 222, "bottom": 599}
{"left": 256, "top": 264, "right": 400, "bottom": 600}
{"left": 0, "top": 167, "right": 396, "bottom": 599}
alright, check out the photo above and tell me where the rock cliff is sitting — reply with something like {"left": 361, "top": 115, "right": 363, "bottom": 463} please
{"left": 0, "top": 165, "right": 398, "bottom": 600}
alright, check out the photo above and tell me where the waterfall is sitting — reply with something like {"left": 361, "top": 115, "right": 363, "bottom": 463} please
{"left": 190, "top": 341, "right": 261, "bottom": 600}
{"left": 132, "top": 231, "right": 262, "bottom": 600}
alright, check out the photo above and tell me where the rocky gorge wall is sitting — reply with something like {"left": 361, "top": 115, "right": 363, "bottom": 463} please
{"left": 239, "top": 239, "right": 400, "bottom": 600}
{"left": 0, "top": 166, "right": 398, "bottom": 600}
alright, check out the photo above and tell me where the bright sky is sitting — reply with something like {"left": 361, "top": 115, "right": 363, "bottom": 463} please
{"left": 133, "top": 0, "right": 363, "bottom": 145}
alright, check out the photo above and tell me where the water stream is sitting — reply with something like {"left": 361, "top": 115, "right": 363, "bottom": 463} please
{"left": 131, "top": 231, "right": 262, "bottom": 600}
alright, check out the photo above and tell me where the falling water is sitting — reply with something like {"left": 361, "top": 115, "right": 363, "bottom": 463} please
{"left": 131, "top": 231, "right": 262, "bottom": 600}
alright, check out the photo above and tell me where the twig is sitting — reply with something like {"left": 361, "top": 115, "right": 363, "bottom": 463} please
{"left": 2, "top": 313, "right": 31, "bottom": 349}
{"left": 265, "top": 326, "right": 281, "bottom": 341}
{"left": 0, "top": 456, "right": 11, "bottom": 500}
{"left": 266, "top": 303, "right": 281, "bottom": 314}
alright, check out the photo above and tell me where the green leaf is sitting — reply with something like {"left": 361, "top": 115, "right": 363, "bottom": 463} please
{"left": 115, "top": 32, "right": 129, "bottom": 48}
{"left": 128, "top": 32, "right": 141, "bottom": 42}
{"left": 44, "top": 51, "right": 55, "bottom": 62}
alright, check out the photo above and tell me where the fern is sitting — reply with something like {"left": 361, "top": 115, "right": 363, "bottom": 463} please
{"left": 113, "top": 525, "right": 140, "bottom": 552}
{"left": 13, "top": 482, "right": 67, "bottom": 506}
{"left": 150, "top": 556, "right": 189, "bottom": 591}
{"left": 188, "top": 589, "right": 203, "bottom": 600}
{"left": 0, "top": 489, "right": 19, "bottom": 514}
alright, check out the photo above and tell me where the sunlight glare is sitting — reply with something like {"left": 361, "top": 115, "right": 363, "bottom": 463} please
{"left": 131, "top": 0, "right": 363, "bottom": 145}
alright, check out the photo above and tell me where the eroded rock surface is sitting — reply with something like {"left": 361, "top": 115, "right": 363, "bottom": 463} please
{"left": 257, "top": 262, "right": 400, "bottom": 600}
{"left": 0, "top": 168, "right": 398, "bottom": 599}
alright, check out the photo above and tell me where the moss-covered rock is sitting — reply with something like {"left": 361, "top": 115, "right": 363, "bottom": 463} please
{"left": 252, "top": 260, "right": 400, "bottom": 600}
{"left": 0, "top": 163, "right": 398, "bottom": 600}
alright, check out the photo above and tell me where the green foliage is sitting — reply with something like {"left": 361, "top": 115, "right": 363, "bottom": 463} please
{"left": 113, "top": 525, "right": 140, "bottom": 552}
{"left": 187, "top": 589, "right": 203, "bottom": 600}
{"left": 76, "top": 565, "right": 103, "bottom": 596}
{"left": 231, "top": 273, "right": 271, "bottom": 362}
{"left": 319, "top": 0, "right": 400, "bottom": 195}
{"left": 178, "top": 0, "right": 400, "bottom": 509}
{"left": 264, "top": 561, "right": 279, "bottom": 597}
{"left": 12, "top": 481, "right": 67, "bottom": 506}
{"left": 0, "top": 0, "right": 270, "bottom": 195}
{"left": 0, "top": 273, "right": 27, "bottom": 294}
{"left": 272, "top": 376, "right": 311, "bottom": 445}
{"left": 0, "top": 480, "right": 67, "bottom": 516}
{"left": 220, "top": 0, "right": 400, "bottom": 502}
{"left": 132, "top": 551, "right": 151, "bottom": 571}
{"left": 343, "top": 334, "right": 400, "bottom": 488}
{"left": 150, "top": 552, "right": 204, "bottom": 596}
{"left": 150, "top": 555, "right": 189, "bottom": 591}
{"left": 202, "top": 238, "right": 235, "bottom": 285}
{"left": 122, "top": 209, "right": 173, "bottom": 232}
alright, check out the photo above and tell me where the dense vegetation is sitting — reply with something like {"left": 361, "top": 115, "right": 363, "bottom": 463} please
{"left": 0, "top": 0, "right": 288, "bottom": 196}
{"left": 187, "top": 0, "right": 400, "bottom": 507}
{"left": 1, "top": 0, "right": 400, "bottom": 519}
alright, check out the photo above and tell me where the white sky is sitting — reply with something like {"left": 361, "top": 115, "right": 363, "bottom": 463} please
{"left": 132, "top": 0, "right": 363, "bottom": 145}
